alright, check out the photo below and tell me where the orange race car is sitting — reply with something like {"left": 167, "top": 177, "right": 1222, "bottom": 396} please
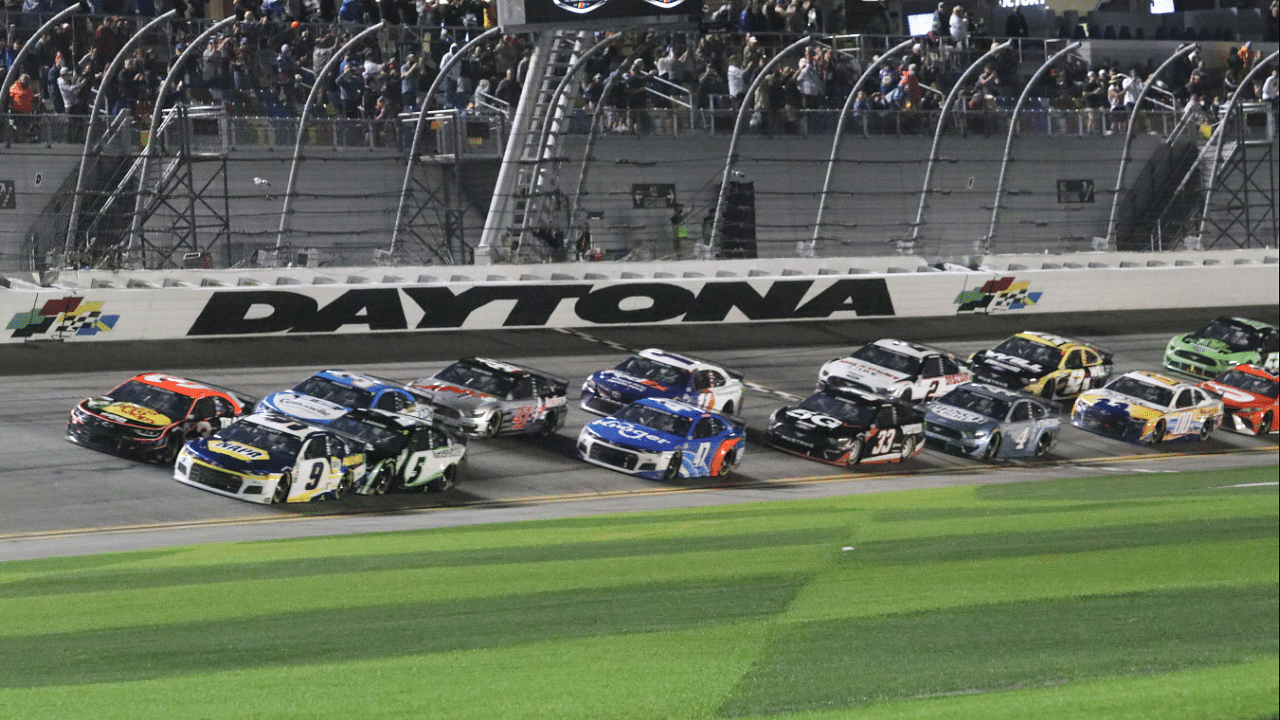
{"left": 1200, "top": 364, "right": 1279, "bottom": 436}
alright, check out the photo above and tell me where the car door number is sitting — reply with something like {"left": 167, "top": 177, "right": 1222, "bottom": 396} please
{"left": 1169, "top": 411, "right": 1193, "bottom": 436}
{"left": 692, "top": 442, "right": 712, "bottom": 467}
{"left": 871, "top": 429, "right": 896, "bottom": 455}
{"left": 403, "top": 450, "right": 436, "bottom": 483}
{"left": 1012, "top": 426, "right": 1032, "bottom": 449}
{"left": 303, "top": 459, "right": 327, "bottom": 490}
{"left": 511, "top": 405, "right": 536, "bottom": 430}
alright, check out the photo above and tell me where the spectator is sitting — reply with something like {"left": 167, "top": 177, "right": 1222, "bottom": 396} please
{"left": 949, "top": 6, "right": 968, "bottom": 49}
{"left": 494, "top": 65, "right": 519, "bottom": 111}
{"left": 726, "top": 53, "right": 744, "bottom": 109}
{"left": 931, "top": 1, "right": 948, "bottom": 37}
{"left": 401, "top": 53, "right": 421, "bottom": 110}
{"left": 336, "top": 58, "right": 363, "bottom": 116}
{"left": 1005, "top": 6, "right": 1029, "bottom": 38}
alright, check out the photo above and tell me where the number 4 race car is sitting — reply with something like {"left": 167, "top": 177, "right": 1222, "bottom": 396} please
{"left": 409, "top": 358, "right": 569, "bottom": 439}
{"left": 968, "top": 332, "right": 1113, "bottom": 400}
{"left": 577, "top": 398, "right": 746, "bottom": 481}
{"left": 580, "top": 349, "right": 745, "bottom": 417}
{"left": 922, "top": 382, "right": 1061, "bottom": 460}
{"left": 68, "top": 373, "right": 253, "bottom": 463}
{"left": 1200, "top": 365, "right": 1279, "bottom": 436}
{"left": 175, "top": 413, "right": 367, "bottom": 504}
{"left": 327, "top": 409, "right": 468, "bottom": 492}
{"left": 818, "top": 339, "right": 969, "bottom": 402}
{"left": 1071, "top": 371, "right": 1224, "bottom": 445}
{"left": 762, "top": 387, "right": 924, "bottom": 466}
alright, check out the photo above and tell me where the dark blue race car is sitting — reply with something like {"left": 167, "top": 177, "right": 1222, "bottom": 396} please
{"left": 256, "top": 370, "right": 428, "bottom": 425}
{"left": 580, "top": 348, "right": 745, "bottom": 417}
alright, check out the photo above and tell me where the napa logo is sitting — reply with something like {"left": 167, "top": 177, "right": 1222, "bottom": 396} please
{"left": 208, "top": 441, "right": 270, "bottom": 461}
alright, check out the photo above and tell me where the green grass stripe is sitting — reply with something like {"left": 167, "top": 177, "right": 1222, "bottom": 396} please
{"left": 719, "top": 584, "right": 1279, "bottom": 717}
{"left": 975, "top": 465, "right": 1279, "bottom": 502}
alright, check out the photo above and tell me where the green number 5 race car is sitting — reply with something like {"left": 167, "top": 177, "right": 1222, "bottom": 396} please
{"left": 1162, "top": 317, "right": 1279, "bottom": 380}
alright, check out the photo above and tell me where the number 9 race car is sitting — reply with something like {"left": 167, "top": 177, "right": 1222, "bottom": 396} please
{"left": 1199, "top": 364, "right": 1279, "bottom": 435}
{"left": 580, "top": 349, "right": 745, "bottom": 417}
{"left": 175, "top": 413, "right": 366, "bottom": 504}
{"left": 762, "top": 387, "right": 924, "bottom": 466}
{"left": 577, "top": 398, "right": 745, "bottom": 481}
{"left": 1071, "top": 371, "right": 1224, "bottom": 445}
{"left": 408, "top": 358, "right": 569, "bottom": 438}
{"left": 922, "top": 382, "right": 1060, "bottom": 460}
{"left": 327, "top": 409, "right": 468, "bottom": 492}
{"left": 967, "top": 332, "right": 1113, "bottom": 400}
{"left": 68, "top": 373, "right": 253, "bottom": 463}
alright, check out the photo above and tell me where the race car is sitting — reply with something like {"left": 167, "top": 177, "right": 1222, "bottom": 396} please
{"left": 577, "top": 397, "right": 745, "bottom": 481}
{"left": 68, "top": 373, "right": 253, "bottom": 463}
{"left": 763, "top": 387, "right": 924, "bottom": 466}
{"left": 1199, "top": 364, "right": 1279, "bottom": 435}
{"left": 327, "top": 408, "right": 468, "bottom": 492}
{"left": 968, "top": 331, "right": 1113, "bottom": 400}
{"left": 1071, "top": 370, "right": 1224, "bottom": 445}
{"left": 409, "top": 358, "right": 569, "bottom": 438}
{"left": 922, "top": 382, "right": 1061, "bottom": 460}
{"left": 580, "top": 348, "right": 744, "bottom": 417}
{"left": 1163, "top": 316, "right": 1279, "bottom": 379}
{"left": 817, "top": 339, "right": 969, "bottom": 401}
{"left": 256, "top": 370, "right": 429, "bottom": 425}
{"left": 174, "top": 412, "right": 366, "bottom": 504}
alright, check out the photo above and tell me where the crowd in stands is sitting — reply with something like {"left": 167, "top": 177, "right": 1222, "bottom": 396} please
{"left": 3, "top": 0, "right": 1278, "bottom": 143}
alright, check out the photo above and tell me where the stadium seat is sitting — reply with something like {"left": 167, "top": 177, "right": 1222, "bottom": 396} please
{"left": 1118, "top": 26, "right": 1132, "bottom": 39}
{"left": 1134, "top": 27, "right": 1145, "bottom": 39}
{"left": 1183, "top": 26, "right": 1199, "bottom": 40}
{"left": 1103, "top": 25, "right": 1116, "bottom": 39}
{"left": 1154, "top": 25, "right": 1168, "bottom": 39}
{"left": 1073, "top": 24, "right": 1088, "bottom": 39}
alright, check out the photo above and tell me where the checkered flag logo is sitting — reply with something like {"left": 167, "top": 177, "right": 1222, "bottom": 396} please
{"left": 954, "top": 277, "right": 1042, "bottom": 314}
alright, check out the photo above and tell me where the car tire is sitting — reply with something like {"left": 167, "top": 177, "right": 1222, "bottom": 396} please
{"left": 538, "top": 408, "right": 562, "bottom": 437}
{"left": 334, "top": 469, "right": 352, "bottom": 500}
{"left": 897, "top": 388, "right": 913, "bottom": 402}
{"left": 271, "top": 471, "right": 292, "bottom": 504}
{"left": 369, "top": 463, "right": 393, "bottom": 495}
{"left": 722, "top": 401, "right": 734, "bottom": 416}
{"left": 982, "top": 432, "right": 1002, "bottom": 460}
{"left": 427, "top": 464, "right": 457, "bottom": 492}
{"left": 662, "top": 451, "right": 682, "bottom": 482}
{"left": 899, "top": 435, "right": 916, "bottom": 462}
{"left": 844, "top": 438, "right": 863, "bottom": 466}
{"left": 1261, "top": 411, "right": 1274, "bottom": 435}
{"left": 1198, "top": 417, "right": 1214, "bottom": 442}
{"left": 717, "top": 448, "right": 737, "bottom": 476}
{"left": 1034, "top": 432, "right": 1052, "bottom": 457}
{"left": 484, "top": 413, "right": 503, "bottom": 439}
{"left": 159, "top": 434, "right": 184, "bottom": 464}
{"left": 1151, "top": 420, "right": 1166, "bottom": 445}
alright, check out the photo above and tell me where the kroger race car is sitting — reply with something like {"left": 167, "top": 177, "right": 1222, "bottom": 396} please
{"left": 68, "top": 373, "right": 253, "bottom": 463}
{"left": 409, "top": 358, "right": 569, "bottom": 438}
{"left": 577, "top": 398, "right": 745, "bottom": 481}
{"left": 1163, "top": 316, "right": 1280, "bottom": 379}
{"left": 175, "top": 413, "right": 367, "bottom": 503}
{"left": 580, "top": 348, "right": 744, "bottom": 417}
{"left": 327, "top": 409, "right": 468, "bottom": 492}
{"left": 922, "top": 383, "right": 1061, "bottom": 460}
{"left": 968, "top": 332, "right": 1113, "bottom": 400}
{"left": 1199, "top": 365, "right": 1279, "bottom": 436}
{"left": 1071, "top": 371, "right": 1224, "bottom": 445}
{"left": 256, "top": 370, "right": 429, "bottom": 425}
{"left": 763, "top": 387, "right": 924, "bottom": 466}
{"left": 818, "top": 339, "right": 969, "bottom": 401}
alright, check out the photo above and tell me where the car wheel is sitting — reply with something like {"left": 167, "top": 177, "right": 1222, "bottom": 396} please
{"left": 271, "top": 471, "right": 292, "bottom": 504}
{"left": 662, "top": 451, "right": 682, "bottom": 482}
{"left": 897, "top": 388, "right": 912, "bottom": 402}
{"left": 717, "top": 448, "right": 737, "bottom": 476}
{"left": 427, "top": 464, "right": 457, "bottom": 492}
{"left": 844, "top": 438, "right": 863, "bottom": 466}
{"left": 334, "top": 469, "right": 352, "bottom": 500}
{"left": 1151, "top": 420, "right": 1166, "bottom": 445}
{"left": 722, "top": 401, "right": 735, "bottom": 416}
{"left": 159, "top": 434, "right": 184, "bottom": 464}
{"left": 1261, "top": 412, "right": 1274, "bottom": 434}
{"left": 899, "top": 435, "right": 916, "bottom": 462}
{"left": 484, "top": 413, "right": 503, "bottom": 439}
{"left": 369, "top": 463, "right": 393, "bottom": 495}
{"left": 1198, "top": 417, "right": 1214, "bottom": 442}
{"left": 1034, "top": 432, "right": 1052, "bottom": 457}
{"left": 982, "top": 432, "right": 1002, "bottom": 460}
{"left": 538, "top": 408, "right": 562, "bottom": 437}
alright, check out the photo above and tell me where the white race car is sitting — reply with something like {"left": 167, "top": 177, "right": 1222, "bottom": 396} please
{"left": 818, "top": 339, "right": 970, "bottom": 402}
{"left": 581, "top": 349, "right": 745, "bottom": 417}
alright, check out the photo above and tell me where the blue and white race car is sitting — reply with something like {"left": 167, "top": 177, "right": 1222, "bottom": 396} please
{"left": 256, "top": 370, "right": 429, "bottom": 425}
{"left": 922, "top": 382, "right": 1061, "bottom": 460}
{"left": 174, "top": 413, "right": 367, "bottom": 504}
{"left": 577, "top": 398, "right": 745, "bottom": 481}
{"left": 580, "top": 349, "right": 744, "bottom": 417}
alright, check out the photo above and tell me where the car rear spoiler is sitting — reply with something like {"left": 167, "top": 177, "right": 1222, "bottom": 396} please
{"left": 191, "top": 379, "right": 259, "bottom": 409}
{"left": 1081, "top": 340, "right": 1115, "bottom": 363}
{"left": 679, "top": 353, "right": 746, "bottom": 382}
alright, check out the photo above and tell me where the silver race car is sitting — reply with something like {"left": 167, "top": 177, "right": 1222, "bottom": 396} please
{"left": 408, "top": 358, "right": 569, "bottom": 438}
{"left": 922, "top": 382, "right": 1061, "bottom": 460}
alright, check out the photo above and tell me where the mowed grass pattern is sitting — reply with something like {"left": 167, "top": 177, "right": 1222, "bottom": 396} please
{"left": 0, "top": 466, "right": 1275, "bottom": 719}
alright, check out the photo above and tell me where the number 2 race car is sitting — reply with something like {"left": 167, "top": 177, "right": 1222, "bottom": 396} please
{"left": 922, "top": 383, "right": 1060, "bottom": 460}
{"left": 577, "top": 398, "right": 745, "bottom": 481}
{"left": 763, "top": 387, "right": 924, "bottom": 466}
{"left": 409, "top": 358, "right": 569, "bottom": 438}
{"left": 327, "top": 409, "right": 468, "bottom": 492}
{"left": 1200, "top": 365, "right": 1279, "bottom": 435}
{"left": 1071, "top": 371, "right": 1224, "bottom": 445}
{"left": 580, "top": 349, "right": 744, "bottom": 417}
{"left": 818, "top": 339, "right": 969, "bottom": 402}
{"left": 968, "top": 332, "right": 1113, "bottom": 400}
{"left": 1163, "top": 316, "right": 1280, "bottom": 379}
{"left": 68, "top": 374, "right": 253, "bottom": 463}
{"left": 175, "top": 413, "right": 366, "bottom": 504}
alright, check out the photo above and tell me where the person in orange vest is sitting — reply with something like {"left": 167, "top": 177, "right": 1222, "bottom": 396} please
{"left": 7, "top": 74, "right": 38, "bottom": 142}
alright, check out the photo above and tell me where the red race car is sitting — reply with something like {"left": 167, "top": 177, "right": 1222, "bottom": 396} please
{"left": 68, "top": 374, "right": 255, "bottom": 463}
{"left": 1200, "top": 364, "right": 1279, "bottom": 436}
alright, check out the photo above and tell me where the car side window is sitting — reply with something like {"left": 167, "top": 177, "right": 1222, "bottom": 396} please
{"left": 303, "top": 438, "right": 326, "bottom": 459}
{"left": 1175, "top": 390, "right": 1194, "bottom": 408}
{"left": 376, "top": 392, "right": 406, "bottom": 412}
{"left": 192, "top": 396, "right": 217, "bottom": 419}
{"left": 1065, "top": 351, "right": 1083, "bottom": 370}
{"left": 921, "top": 357, "right": 944, "bottom": 378}
{"left": 1011, "top": 402, "right": 1032, "bottom": 421}
{"left": 531, "top": 376, "right": 548, "bottom": 397}
{"left": 706, "top": 371, "right": 726, "bottom": 388}
{"left": 692, "top": 418, "right": 716, "bottom": 439}
{"left": 876, "top": 407, "right": 895, "bottom": 427}
{"left": 513, "top": 376, "right": 534, "bottom": 400}
{"left": 941, "top": 357, "right": 960, "bottom": 375}
{"left": 212, "top": 397, "right": 234, "bottom": 417}
{"left": 407, "top": 429, "right": 435, "bottom": 452}
{"left": 1082, "top": 350, "right": 1099, "bottom": 366}
{"left": 1190, "top": 389, "right": 1206, "bottom": 405}
{"left": 1029, "top": 403, "right": 1045, "bottom": 419}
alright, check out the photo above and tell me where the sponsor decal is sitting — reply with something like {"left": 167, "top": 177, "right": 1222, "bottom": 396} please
{"left": 208, "top": 441, "right": 270, "bottom": 461}
{"left": 954, "top": 277, "right": 1042, "bottom": 314}
{"left": 186, "top": 279, "right": 896, "bottom": 336}
{"left": 271, "top": 393, "right": 347, "bottom": 419}
{"left": 415, "top": 382, "right": 494, "bottom": 399}
{"left": 101, "top": 403, "right": 170, "bottom": 426}
{"left": 595, "top": 418, "right": 674, "bottom": 444}
{"left": 7, "top": 296, "right": 120, "bottom": 339}
{"left": 929, "top": 405, "right": 988, "bottom": 424}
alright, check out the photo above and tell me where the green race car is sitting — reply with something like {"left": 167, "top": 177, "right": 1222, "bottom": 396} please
{"left": 1163, "top": 317, "right": 1279, "bottom": 379}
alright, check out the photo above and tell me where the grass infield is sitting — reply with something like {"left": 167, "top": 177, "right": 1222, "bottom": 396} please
{"left": 1, "top": 466, "right": 1275, "bottom": 719}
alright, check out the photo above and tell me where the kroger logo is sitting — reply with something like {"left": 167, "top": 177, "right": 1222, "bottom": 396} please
{"left": 597, "top": 419, "right": 672, "bottom": 445}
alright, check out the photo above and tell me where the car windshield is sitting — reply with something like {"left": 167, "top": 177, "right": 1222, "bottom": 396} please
{"left": 217, "top": 422, "right": 303, "bottom": 457}
{"left": 327, "top": 416, "right": 408, "bottom": 453}
{"left": 992, "top": 336, "right": 1063, "bottom": 368}
{"left": 849, "top": 344, "right": 921, "bottom": 376}
{"left": 1106, "top": 376, "right": 1175, "bottom": 407}
{"left": 615, "top": 356, "right": 690, "bottom": 388}
{"left": 1194, "top": 318, "right": 1262, "bottom": 352}
{"left": 291, "top": 376, "right": 376, "bottom": 409}
{"left": 798, "top": 392, "right": 877, "bottom": 425}
{"left": 613, "top": 403, "right": 693, "bottom": 437}
{"left": 937, "top": 387, "right": 1010, "bottom": 420}
{"left": 433, "top": 361, "right": 516, "bottom": 398}
{"left": 1215, "top": 369, "right": 1280, "bottom": 399}
{"left": 106, "top": 380, "right": 194, "bottom": 420}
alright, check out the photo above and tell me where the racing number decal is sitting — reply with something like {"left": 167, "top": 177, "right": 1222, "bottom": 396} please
{"left": 923, "top": 380, "right": 940, "bottom": 398}
{"left": 303, "top": 460, "right": 326, "bottom": 490}
{"left": 511, "top": 405, "right": 537, "bottom": 431}
{"left": 692, "top": 442, "right": 712, "bottom": 468}
{"left": 1013, "top": 427, "right": 1032, "bottom": 449}
{"left": 404, "top": 450, "right": 434, "bottom": 483}
{"left": 788, "top": 409, "right": 841, "bottom": 428}
{"left": 1169, "top": 412, "right": 1193, "bottom": 437}
{"left": 871, "top": 429, "right": 896, "bottom": 455}
{"left": 142, "top": 374, "right": 209, "bottom": 391}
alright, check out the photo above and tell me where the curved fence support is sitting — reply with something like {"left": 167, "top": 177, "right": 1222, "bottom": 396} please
{"left": 63, "top": 10, "right": 178, "bottom": 257}
{"left": 0, "top": 4, "right": 81, "bottom": 137}
{"left": 711, "top": 35, "right": 814, "bottom": 254}
{"left": 277, "top": 22, "right": 385, "bottom": 250}
{"left": 129, "top": 15, "right": 237, "bottom": 254}
{"left": 806, "top": 37, "right": 915, "bottom": 257}
{"left": 911, "top": 40, "right": 1012, "bottom": 246}
{"left": 1105, "top": 43, "right": 1197, "bottom": 247}
{"left": 390, "top": 26, "right": 502, "bottom": 257}
{"left": 986, "top": 41, "right": 1081, "bottom": 251}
